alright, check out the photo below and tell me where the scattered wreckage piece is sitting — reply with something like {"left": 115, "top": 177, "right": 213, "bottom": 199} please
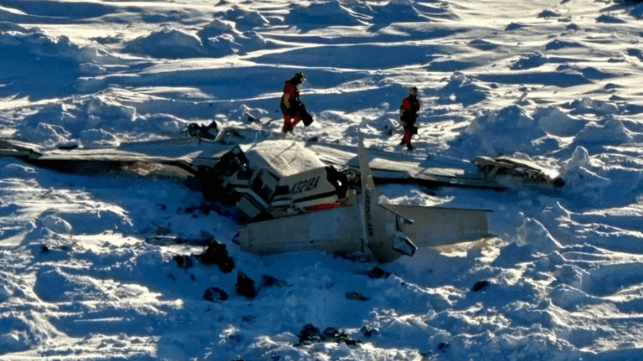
{"left": 474, "top": 155, "right": 565, "bottom": 188}
{"left": 0, "top": 138, "right": 196, "bottom": 177}
{"left": 186, "top": 120, "right": 218, "bottom": 140}
{"left": 308, "top": 144, "right": 505, "bottom": 190}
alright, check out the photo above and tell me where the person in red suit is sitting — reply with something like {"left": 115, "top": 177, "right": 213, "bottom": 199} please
{"left": 280, "top": 72, "right": 306, "bottom": 133}
{"left": 399, "top": 86, "right": 420, "bottom": 150}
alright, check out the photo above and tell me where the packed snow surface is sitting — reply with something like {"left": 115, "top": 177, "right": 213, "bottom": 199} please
{"left": 2, "top": 0, "right": 643, "bottom": 360}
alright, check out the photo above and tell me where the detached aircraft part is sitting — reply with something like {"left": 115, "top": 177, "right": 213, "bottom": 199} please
{"left": 475, "top": 155, "right": 565, "bottom": 188}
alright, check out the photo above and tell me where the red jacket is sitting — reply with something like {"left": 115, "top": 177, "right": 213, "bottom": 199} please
{"left": 401, "top": 96, "right": 420, "bottom": 116}
{"left": 281, "top": 81, "right": 299, "bottom": 108}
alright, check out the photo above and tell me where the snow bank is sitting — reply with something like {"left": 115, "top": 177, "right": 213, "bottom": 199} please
{"left": 198, "top": 18, "right": 240, "bottom": 38}
{"left": 0, "top": 317, "right": 39, "bottom": 354}
{"left": 197, "top": 19, "right": 268, "bottom": 55}
{"left": 596, "top": 14, "right": 625, "bottom": 23}
{"left": 575, "top": 118, "right": 633, "bottom": 144}
{"left": 124, "top": 27, "right": 205, "bottom": 58}
{"left": 218, "top": 6, "right": 270, "bottom": 30}
{"left": 0, "top": 284, "right": 10, "bottom": 302}
{"left": 630, "top": 4, "right": 643, "bottom": 19}
{"left": 452, "top": 105, "right": 548, "bottom": 156}
{"left": 0, "top": 22, "right": 115, "bottom": 69}
{"left": 284, "top": 1, "right": 365, "bottom": 30}
{"left": 560, "top": 147, "right": 609, "bottom": 197}
{"left": 438, "top": 72, "right": 488, "bottom": 107}
{"left": 35, "top": 266, "right": 105, "bottom": 302}
{"left": 545, "top": 39, "right": 583, "bottom": 51}
{"left": 566, "top": 97, "right": 619, "bottom": 116}
{"left": 511, "top": 52, "right": 547, "bottom": 70}
{"left": 533, "top": 107, "right": 585, "bottom": 136}
{"left": 13, "top": 96, "right": 198, "bottom": 147}
{"left": 141, "top": 10, "right": 191, "bottom": 23}
{"left": 369, "top": 0, "right": 426, "bottom": 23}
{"left": 0, "top": 21, "right": 32, "bottom": 32}
{"left": 505, "top": 22, "right": 524, "bottom": 31}
{"left": 560, "top": 146, "right": 643, "bottom": 206}
{"left": 537, "top": 10, "right": 560, "bottom": 18}
{"left": 516, "top": 218, "right": 562, "bottom": 253}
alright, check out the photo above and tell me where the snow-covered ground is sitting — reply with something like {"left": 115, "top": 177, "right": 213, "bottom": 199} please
{"left": 2, "top": 0, "right": 643, "bottom": 359}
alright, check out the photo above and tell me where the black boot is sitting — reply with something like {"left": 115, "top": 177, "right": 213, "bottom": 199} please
{"left": 407, "top": 143, "right": 414, "bottom": 150}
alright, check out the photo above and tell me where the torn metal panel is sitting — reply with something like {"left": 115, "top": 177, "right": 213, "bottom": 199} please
{"left": 0, "top": 139, "right": 43, "bottom": 155}
{"left": 386, "top": 205, "right": 490, "bottom": 247}
{"left": 309, "top": 143, "right": 503, "bottom": 190}
{"left": 238, "top": 205, "right": 363, "bottom": 255}
{"left": 475, "top": 155, "right": 564, "bottom": 188}
{"left": 239, "top": 140, "right": 327, "bottom": 177}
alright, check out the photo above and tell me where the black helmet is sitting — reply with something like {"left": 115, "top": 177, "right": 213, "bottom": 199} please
{"left": 409, "top": 86, "right": 418, "bottom": 96}
{"left": 295, "top": 72, "right": 306, "bottom": 83}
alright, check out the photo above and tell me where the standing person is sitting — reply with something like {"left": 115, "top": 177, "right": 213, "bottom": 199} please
{"left": 399, "top": 86, "right": 420, "bottom": 150}
{"left": 280, "top": 72, "right": 306, "bottom": 133}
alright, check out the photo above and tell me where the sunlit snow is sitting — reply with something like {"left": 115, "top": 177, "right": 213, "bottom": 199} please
{"left": 2, "top": 0, "right": 643, "bottom": 360}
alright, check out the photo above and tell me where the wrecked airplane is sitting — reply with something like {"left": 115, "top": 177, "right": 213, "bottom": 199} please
{"left": 0, "top": 124, "right": 560, "bottom": 262}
